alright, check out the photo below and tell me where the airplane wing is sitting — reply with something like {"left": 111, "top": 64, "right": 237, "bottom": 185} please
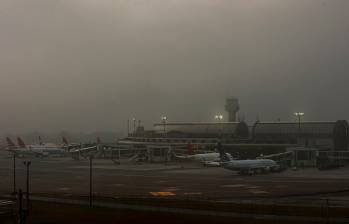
{"left": 69, "top": 146, "right": 98, "bottom": 153}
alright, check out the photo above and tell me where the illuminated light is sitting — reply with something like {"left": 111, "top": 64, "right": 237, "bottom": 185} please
{"left": 150, "top": 192, "right": 175, "bottom": 196}
{"left": 214, "top": 114, "right": 224, "bottom": 120}
{"left": 294, "top": 112, "right": 305, "bottom": 116}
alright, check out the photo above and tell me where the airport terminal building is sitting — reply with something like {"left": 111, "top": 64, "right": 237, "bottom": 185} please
{"left": 120, "top": 119, "right": 349, "bottom": 167}
{"left": 126, "top": 120, "right": 349, "bottom": 151}
{"left": 252, "top": 120, "right": 349, "bottom": 150}
{"left": 120, "top": 98, "right": 349, "bottom": 165}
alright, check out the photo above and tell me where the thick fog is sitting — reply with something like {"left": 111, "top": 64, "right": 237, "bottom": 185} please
{"left": 1, "top": 0, "right": 349, "bottom": 134}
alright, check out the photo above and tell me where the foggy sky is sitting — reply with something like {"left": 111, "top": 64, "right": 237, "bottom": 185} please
{"left": 1, "top": 0, "right": 349, "bottom": 133}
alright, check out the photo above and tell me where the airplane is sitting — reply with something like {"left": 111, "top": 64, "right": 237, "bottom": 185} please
{"left": 69, "top": 137, "right": 103, "bottom": 159}
{"left": 6, "top": 137, "right": 16, "bottom": 150}
{"left": 170, "top": 143, "right": 232, "bottom": 166}
{"left": 61, "top": 137, "right": 86, "bottom": 151}
{"left": 216, "top": 142, "right": 280, "bottom": 175}
{"left": 174, "top": 152, "right": 221, "bottom": 162}
{"left": 69, "top": 146, "right": 98, "bottom": 155}
{"left": 5, "top": 137, "right": 66, "bottom": 157}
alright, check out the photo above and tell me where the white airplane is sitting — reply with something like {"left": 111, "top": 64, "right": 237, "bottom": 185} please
{"left": 61, "top": 137, "right": 85, "bottom": 151}
{"left": 171, "top": 143, "right": 232, "bottom": 166}
{"left": 69, "top": 146, "right": 98, "bottom": 154}
{"left": 216, "top": 142, "right": 280, "bottom": 175}
{"left": 174, "top": 152, "right": 220, "bottom": 162}
{"left": 5, "top": 137, "right": 66, "bottom": 157}
{"left": 69, "top": 137, "right": 103, "bottom": 159}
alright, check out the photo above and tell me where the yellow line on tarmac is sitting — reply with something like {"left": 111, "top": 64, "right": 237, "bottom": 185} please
{"left": 150, "top": 192, "right": 176, "bottom": 196}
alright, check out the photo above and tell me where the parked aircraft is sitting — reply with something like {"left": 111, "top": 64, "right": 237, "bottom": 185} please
{"left": 5, "top": 137, "right": 66, "bottom": 157}
{"left": 61, "top": 137, "right": 85, "bottom": 151}
{"left": 171, "top": 143, "right": 232, "bottom": 166}
{"left": 174, "top": 152, "right": 220, "bottom": 162}
{"left": 217, "top": 142, "right": 280, "bottom": 175}
{"left": 69, "top": 137, "right": 103, "bottom": 159}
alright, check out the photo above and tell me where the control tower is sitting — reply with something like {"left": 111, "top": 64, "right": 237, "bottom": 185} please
{"left": 225, "top": 97, "right": 240, "bottom": 122}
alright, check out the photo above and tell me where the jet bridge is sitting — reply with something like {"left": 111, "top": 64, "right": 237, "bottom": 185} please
{"left": 145, "top": 146, "right": 172, "bottom": 163}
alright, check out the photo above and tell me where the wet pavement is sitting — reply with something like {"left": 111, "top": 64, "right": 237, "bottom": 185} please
{"left": 1, "top": 152, "right": 349, "bottom": 201}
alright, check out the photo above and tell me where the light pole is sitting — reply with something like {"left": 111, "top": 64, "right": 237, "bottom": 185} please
{"left": 215, "top": 114, "right": 224, "bottom": 138}
{"left": 18, "top": 189, "right": 24, "bottom": 224}
{"left": 127, "top": 119, "right": 130, "bottom": 136}
{"left": 161, "top": 116, "right": 167, "bottom": 138}
{"left": 12, "top": 154, "right": 16, "bottom": 195}
{"left": 294, "top": 112, "right": 304, "bottom": 144}
{"left": 132, "top": 118, "right": 136, "bottom": 136}
{"left": 89, "top": 155, "right": 93, "bottom": 207}
{"left": 23, "top": 161, "right": 31, "bottom": 210}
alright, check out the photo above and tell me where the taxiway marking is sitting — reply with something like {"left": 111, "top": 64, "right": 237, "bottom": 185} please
{"left": 150, "top": 192, "right": 176, "bottom": 196}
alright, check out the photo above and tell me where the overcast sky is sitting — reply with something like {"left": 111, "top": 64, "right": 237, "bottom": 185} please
{"left": 0, "top": 0, "right": 348, "bottom": 133}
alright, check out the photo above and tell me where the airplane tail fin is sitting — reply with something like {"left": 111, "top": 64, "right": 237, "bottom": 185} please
{"left": 62, "top": 137, "right": 69, "bottom": 145}
{"left": 217, "top": 141, "right": 232, "bottom": 162}
{"left": 17, "top": 137, "right": 26, "bottom": 148}
{"left": 6, "top": 137, "right": 16, "bottom": 148}
{"left": 39, "top": 136, "right": 43, "bottom": 145}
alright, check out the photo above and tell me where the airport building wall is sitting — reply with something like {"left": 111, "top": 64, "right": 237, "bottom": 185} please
{"left": 152, "top": 122, "right": 249, "bottom": 139}
{"left": 252, "top": 120, "right": 349, "bottom": 150}
{"left": 128, "top": 120, "right": 349, "bottom": 153}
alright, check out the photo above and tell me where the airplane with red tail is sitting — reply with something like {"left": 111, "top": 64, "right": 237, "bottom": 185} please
{"left": 4, "top": 137, "right": 66, "bottom": 157}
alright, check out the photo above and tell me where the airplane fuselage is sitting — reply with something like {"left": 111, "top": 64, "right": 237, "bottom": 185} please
{"left": 186, "top": 152, "right": 220, "bottom": 162}
{"left": 10, "top": 144, "right": 65, "bottom": 157}
{"left": 222, "top": 159, "right": 280, "bottom": 174}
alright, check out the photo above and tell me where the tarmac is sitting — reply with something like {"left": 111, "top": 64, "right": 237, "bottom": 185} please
{"left": 1, "top": 151, "right": 349, "bottom": 202}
